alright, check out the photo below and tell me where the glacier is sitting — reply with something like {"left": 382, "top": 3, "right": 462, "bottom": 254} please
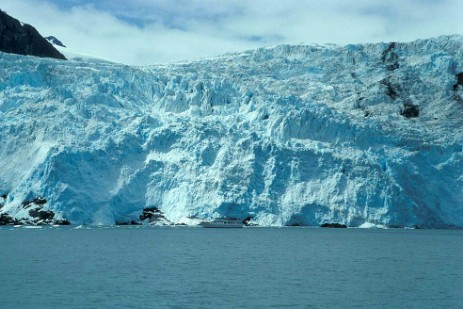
{"left": 0, "top": 35, "right": 462, "bottom": 227}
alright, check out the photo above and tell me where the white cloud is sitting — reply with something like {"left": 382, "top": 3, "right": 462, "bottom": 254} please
{"left": 1, "top": 0, "right": 462, "bottom": 65}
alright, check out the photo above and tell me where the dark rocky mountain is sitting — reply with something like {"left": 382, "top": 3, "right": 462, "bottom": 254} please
{"left": 0, "top": 9, "right": 66, "bottom": 60}
{"left": 45, "top": 36, "right": 66, "bottom": 47}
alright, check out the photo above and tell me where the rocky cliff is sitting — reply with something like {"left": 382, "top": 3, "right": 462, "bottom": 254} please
{"left": 0, "top": 10, "right": 65, "bottom": 60}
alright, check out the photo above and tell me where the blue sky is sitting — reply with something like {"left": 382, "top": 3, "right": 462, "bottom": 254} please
{"left": 2, "top": 0, "right": 462, "bottom": 65}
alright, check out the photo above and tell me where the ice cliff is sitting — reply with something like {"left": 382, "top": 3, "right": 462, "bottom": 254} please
{"left": 0, "top": 35, "right": 462, "bottom": 227}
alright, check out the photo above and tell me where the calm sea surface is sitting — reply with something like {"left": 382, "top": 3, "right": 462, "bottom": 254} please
{"left": 0, "top": 226, "right": 462, "bottom": 309}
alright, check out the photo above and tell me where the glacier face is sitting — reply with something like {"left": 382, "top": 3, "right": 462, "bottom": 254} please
{"left": 0, "top": 35, "right": 462, "bottom": 227}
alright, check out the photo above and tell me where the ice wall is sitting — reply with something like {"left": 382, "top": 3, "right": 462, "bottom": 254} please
{"left": 0, "top": 35, "right": 462, "bottom": 227}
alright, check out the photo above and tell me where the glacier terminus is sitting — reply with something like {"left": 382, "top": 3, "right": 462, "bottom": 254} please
{"left": 0, "top": 35, "right": 462, "bottom": 228}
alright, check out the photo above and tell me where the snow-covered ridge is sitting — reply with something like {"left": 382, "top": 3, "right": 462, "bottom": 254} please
{"left": 0, "top": 35, "right": 462, "bottom": 227}
{"left": 44, "top": 36, "right": 113, "bottom": 64}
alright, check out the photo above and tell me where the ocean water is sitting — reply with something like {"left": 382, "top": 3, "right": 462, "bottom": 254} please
{"left": 0, "top": 226, "right": 462, "bottom": 309}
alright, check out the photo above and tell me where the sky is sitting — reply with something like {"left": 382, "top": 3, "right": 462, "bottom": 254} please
{"left": 2, "top": 0, "right": 462, "bottom": 65}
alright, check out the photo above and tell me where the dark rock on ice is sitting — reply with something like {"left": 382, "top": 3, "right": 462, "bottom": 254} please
{"left": 320, "top": 223, "right": 347, "bottom": 228}
{"left": 285, "top": 216, "right": 306, "bottom": 226}
{"left": 0, "top": 213, "right": 19, "bottom": 225}
{"left": 54, "top": 219, "right": 71, "bottom": 225}
{"left": 401, "top": 102, "right": 419, "bottom": 118}
{"left": 287, "top": 222, "right": 303, "bottom": 227}
{"left": 115, "top": 220, "right": 142, "bottom": 225}
{"left": 242, "top": 216, "right": 254, "bottom": 225}
{"left": 29, "top": 208, "right": 55, "bottom": 221}
{"left": 452, "top": 73, "right": 463, "bottom": 101}
{"left": 381, "top": 42, "right": 400, "bottom": 71}
{"left": 33, "top": 197, "right": 47, "bottom": 205}
{"left": 139, "top": 207, "right": 162, "bottom": 221}
{"left": 139, "top": 207, "right": 171, "bottom": 224}
{"left": 381, "top": 42, "right": 396, "bottom": 62}
{"left": 22, "top": 196, "right": 47, "bottom": 209}
{"left": 453, "top": 72, "right": 463, "bottom": 92}
{"left": 380, "top": 78, "right": 400, "bottom": 100}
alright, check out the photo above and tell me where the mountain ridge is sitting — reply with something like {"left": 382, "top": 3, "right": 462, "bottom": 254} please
{"left": 0, "top": 9, "right": 66, "bottom": 60}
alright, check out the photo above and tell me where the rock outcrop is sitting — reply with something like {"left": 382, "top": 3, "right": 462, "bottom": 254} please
{"left": 0, "top": 10, "right": 66, "bottom": 60}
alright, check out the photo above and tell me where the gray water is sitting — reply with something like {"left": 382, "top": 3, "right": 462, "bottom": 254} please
{"left": 0, "top": 226, "right": 462, "bottom": 309}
